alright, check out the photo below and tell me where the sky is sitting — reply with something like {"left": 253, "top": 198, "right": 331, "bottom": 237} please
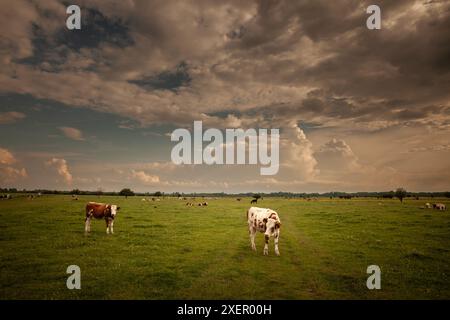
{"left": 0, "top": 0, "right": 449, "bottom": 193}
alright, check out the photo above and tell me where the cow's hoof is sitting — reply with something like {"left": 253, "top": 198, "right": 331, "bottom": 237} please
{"left": 275, "top": 251, "right": 280, "bottom": 256}
{"left": 263, "top": 250, "right": 268, "bottom": 256}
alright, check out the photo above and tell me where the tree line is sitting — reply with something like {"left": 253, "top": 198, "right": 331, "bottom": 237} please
{"left": 1, "top": 187, "right": 449, "bottom": 199}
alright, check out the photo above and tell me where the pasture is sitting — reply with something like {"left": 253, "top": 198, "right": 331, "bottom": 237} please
{"left": 1, "top": 195, "right": 449, "bottom": 299}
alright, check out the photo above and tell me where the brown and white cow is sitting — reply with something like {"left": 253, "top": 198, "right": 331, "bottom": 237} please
{"left": 434, "top": 203, "right": 447, "bottom": 210}
{"left": 247, "top": 207, "right": 281, "bottom": 256}
{"left": 85, "top": 202, "right": 120, "bottom": 234}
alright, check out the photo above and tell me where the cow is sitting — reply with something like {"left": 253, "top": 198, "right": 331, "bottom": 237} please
{"left": 434, "top": 203, "right": 446, "bottom": 210}
{"left": 425, "top": 203, "right": 432, "bottom": 209}
{"left": 247, "top": 207, "right": 281, "bottom": 256}
{"left": 250, "top": 199, "right": 257, "bottom": 204}
{"left": 85, "top": 202, "right": 120, "bottom": 234}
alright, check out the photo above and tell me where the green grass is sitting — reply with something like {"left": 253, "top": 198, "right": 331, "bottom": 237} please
{"left": 1, "top": 195, "right": 449, "bottom": 299}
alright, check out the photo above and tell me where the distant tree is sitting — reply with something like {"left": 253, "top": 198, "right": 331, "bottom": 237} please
{"left": 71, "top": 189, "right": 80, "bottom": 195}
{"left": 445, "top": 191, "right": 450, "bottom": 198}
{"left": 395, "top": 188, "right": 407, "bottom": 203}
{"left": 253, "top": 194, "right": 261, "bottom": 200}
{"left": 154, "top": 191, "right": 162, "bottom": 197}
{"left": 119, "top": 188, "right": 134, "bottom": 197}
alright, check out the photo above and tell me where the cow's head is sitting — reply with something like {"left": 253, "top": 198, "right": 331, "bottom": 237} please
{"left": 263, "top": 216, "right": 281, "bottom": 238}
{"left": 110, "top": 205, "right": 120, "bottom": 218}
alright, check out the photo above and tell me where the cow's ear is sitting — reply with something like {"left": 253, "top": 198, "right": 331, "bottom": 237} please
{"left": 275, "top": 222, "right": 281, "bottom": 229}
{"left": 263, "top": 218, "right": 268, "bottom": 224}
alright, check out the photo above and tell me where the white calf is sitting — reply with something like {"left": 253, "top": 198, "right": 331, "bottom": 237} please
{"left": 247, "top": 207, "right": 281, "bottom": 256}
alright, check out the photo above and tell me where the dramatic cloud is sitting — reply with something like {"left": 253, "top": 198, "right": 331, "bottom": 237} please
{"left": 314, "top": 139, "right": 361, "bottom": 172}
{"left": 58, "top": 126, "right": 85, "bottom": 141}
{"left": 0, "top": 147, "right": 16, "bottom": 165}
{"left": 279, "top": 122, "right": 318, "bottom": 181}
{"left": 0, "top": 0, "right": 449, "bottom": 191}
{"left": 45, "top": 158, "right": 73, "bottom": 185}
{"left": 0, "top": 111, "right": 26, "bottom": 124}
{"left": 0, "top": 167, "right": 27, "bottom": 183}
{"left": 131, "top": 170, "right": 160, "bottom": 185}
{"left": 0, "top": 147, "right": 27, "bottom": 183}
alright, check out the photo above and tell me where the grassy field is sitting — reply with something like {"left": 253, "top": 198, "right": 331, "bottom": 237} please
{"left": 1, "top": 195, "right": 449, "bottom": 299}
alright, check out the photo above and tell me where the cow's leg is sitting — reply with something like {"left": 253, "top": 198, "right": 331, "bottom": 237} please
{"left": 85, "top": 217, "right": 91, "bottom": 233}
{"left": 106, "top": 218, "right": 110, "bottom": 234}
{"left": 85, "top": 210, "right": 93, "bottom": 233}
{"left": 274, "top": 231, "right": 280, "bottom": 256}
{"left": 264, "top": 234, "right": 269, "bottom": 255}
{"left": 250, "top": 228, "right": 257, "bottom": 251}
{"left": 110, "top": 219, "right": 114, "bottom": 234}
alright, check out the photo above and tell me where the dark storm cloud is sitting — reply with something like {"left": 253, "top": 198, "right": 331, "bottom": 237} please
{"left": 129, "top": 62, "right": 191, "bottom": 91}
{"left": 3, "top": 0, "right": 448, "bottom": 127}
{"left": 17, "top": 7, "right": 133, "bottom": 71}
{"left": 215, "top": 0, "right": 450, "bottom": 129}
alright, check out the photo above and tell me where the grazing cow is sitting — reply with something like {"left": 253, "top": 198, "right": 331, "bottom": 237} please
{"left": 250, "top": 199, "right": 257, "bottom": 204}
{"left": 425, "top": 203, "right": 432, "bottom": 209}
{"left": 85, "top": 202, "right": 120, "bottom": 234}
{"left": 434, "top": 203, "right": 446, "bottom": 210}
{"left": 247, "top": 207, "right": 281, "bottom": 256}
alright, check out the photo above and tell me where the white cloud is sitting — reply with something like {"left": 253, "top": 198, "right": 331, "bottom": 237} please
{"left": 279, "top": 122, "right": 318, "bottom": 181}
{"left": 131, "top": 170, "right": 160, "bottom": 184}
{"left": 0, "top": 147, "right": 27, "bottom": 183}
{"left": 0, "top": 167, "right": 27, "bottom": 183}
{"left": 59, "top": 127, "right": 85, "bottom": 141}
{"left": 45, "top": 158, "right": 73, "bottom": 185}
{"left": 0, "top": 147, "right": 16, "bottom": 165}
{"left": 314, "top": 138, "right": 361, "bottom": 172}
